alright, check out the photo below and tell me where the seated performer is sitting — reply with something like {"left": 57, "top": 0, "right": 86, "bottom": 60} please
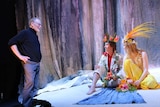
{"left": 123, "top": 22, "right": 160, "bottom": 89}
{"left": 87, "top": 33, "right": 123, "bottom": 95}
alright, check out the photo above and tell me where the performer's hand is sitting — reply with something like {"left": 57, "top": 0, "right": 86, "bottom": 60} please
{"left": 134, "top": 80, "right": 140, "bottom": 88}
{"left": 127, "top": 79, "right": 133, "bottom": 84}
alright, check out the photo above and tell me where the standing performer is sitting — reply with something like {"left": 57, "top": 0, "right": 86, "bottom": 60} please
{"left": 8, "top": 17, "right": 42, "bottom": 107}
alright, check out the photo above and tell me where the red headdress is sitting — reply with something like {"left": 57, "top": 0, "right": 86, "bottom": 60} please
{"left": 103, "top": 33, "right": 119, "bottom": 43}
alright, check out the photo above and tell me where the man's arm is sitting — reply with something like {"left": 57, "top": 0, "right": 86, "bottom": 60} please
{"left": 10, "top": 45, "right": 30, "bottom": 63}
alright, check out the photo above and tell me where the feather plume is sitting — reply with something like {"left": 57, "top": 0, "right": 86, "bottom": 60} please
{"left": 124, "top": 22, "right": 155, "bottom": 40}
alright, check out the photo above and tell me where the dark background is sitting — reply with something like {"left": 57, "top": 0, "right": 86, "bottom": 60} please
{"left": 0, "top": 1, "right": 22, "bottom": 102}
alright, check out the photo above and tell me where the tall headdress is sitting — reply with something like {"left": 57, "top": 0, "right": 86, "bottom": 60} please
{"left": 103, "top": 33, "right": 119, "bottom": 43}
{"left": 123, "top": 22, "right": 155, "bottom": 43}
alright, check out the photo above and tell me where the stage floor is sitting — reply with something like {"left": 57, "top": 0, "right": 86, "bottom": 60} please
{"left": 35, "top": 84, "right": 160, "bottom": 107}
{"left": 35, "top": 67, "right": 160, "bottom": 107}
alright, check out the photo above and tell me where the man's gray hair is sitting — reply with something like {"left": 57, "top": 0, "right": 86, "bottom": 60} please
{"left": 29, "top": 17, "right": 40, "bottom": 25}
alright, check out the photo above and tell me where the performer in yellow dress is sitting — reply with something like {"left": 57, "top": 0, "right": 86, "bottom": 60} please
{"left": 123, "top": 22, "right": 160, "bottom": 89}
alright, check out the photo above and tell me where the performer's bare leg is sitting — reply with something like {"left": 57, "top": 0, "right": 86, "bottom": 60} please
{"left": 88, "top": 84, "right": 103, "bottom": 88}
{"left": 87, "top": 73, "right": 100, "bottom": 95}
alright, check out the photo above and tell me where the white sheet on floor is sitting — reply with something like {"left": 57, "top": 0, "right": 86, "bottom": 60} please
{"left": 37, "top": 67, "right": 160, "bottom": 95}
{"left": 37, "top": 74, "right": 93, "bottom": 95}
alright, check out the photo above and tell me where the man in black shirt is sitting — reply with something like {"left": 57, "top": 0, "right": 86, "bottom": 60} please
{"left": 8, "top": 17, "right": 42, "bottom": 107}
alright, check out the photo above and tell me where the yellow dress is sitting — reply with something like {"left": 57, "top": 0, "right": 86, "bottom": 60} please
{"left": 123, "top": 51, "right": 160, "bottom": 89}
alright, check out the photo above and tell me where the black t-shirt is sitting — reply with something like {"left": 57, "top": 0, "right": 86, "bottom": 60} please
{"left": 8, "top": 28, "right": 42, "bottom": 62}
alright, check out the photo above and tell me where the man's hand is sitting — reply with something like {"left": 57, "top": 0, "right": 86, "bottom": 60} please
{"left": 19, "top": 55, "right": 30, "bottom": 63}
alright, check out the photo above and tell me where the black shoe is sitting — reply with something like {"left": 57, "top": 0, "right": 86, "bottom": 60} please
{"left": 32, "top": 99, "right": 51, "bottom": 107}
